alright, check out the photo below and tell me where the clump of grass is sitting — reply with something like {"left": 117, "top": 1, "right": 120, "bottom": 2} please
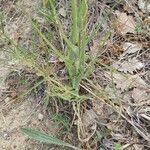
{"left": 0, "top": 0, "right": 121, "bottom": 149}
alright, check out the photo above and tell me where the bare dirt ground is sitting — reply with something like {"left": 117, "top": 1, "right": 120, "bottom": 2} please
{"left": 0, "top": 0, "right": 54, "bottom": 149}
{"left": 0, "top": 100, "right": 42, "bottom": 150}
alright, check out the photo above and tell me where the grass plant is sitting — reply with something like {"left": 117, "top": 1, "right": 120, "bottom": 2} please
{"left": 0, "top": 0, "right": 124, "bottom": 149}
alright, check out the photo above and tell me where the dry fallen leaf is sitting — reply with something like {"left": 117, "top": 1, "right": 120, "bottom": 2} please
{"left": 114, "top": 10, "right": 136, "bottom": 35}
{"left": 106, "top": 72, "right": 148, "bottom": 91}
{"left": 132, "top": 88, "right": 148, "bottom": 103}
{"left": 113, "top": 58, "right": 144, "bottom": 74}
{"left": 122, "top": 42, "right": 142, "bottom": 54}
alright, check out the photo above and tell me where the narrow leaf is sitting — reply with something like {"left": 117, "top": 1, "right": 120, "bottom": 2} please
{"left": 21, "top": 128, "right": 80, "bottom": 150}
{"left": 71, "top": 0, "right": 78, "bottom": 44}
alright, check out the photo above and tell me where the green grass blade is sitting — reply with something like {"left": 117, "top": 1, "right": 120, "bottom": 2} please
{"left": 71, "top": 0, "right": 78, "bottom": 45}
{"left": 21, "top": 128, "right": 80, "bottom": 150}
{"left": 78, "top": 0, "right": 88, "bottom": 30}
{"left": 31, "top": 20, "right": 64, "bottom": 59}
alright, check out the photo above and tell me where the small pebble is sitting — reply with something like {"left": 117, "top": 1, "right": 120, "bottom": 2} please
{"left": 38, "top": 113, "right": 44, "bottom": 120}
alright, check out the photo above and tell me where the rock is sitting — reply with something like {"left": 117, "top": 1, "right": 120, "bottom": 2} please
{"left": 38, "top": 113, "right": 44, "bottom": 121}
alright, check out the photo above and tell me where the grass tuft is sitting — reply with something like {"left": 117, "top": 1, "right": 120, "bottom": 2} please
{"left": 0, "top": 0, "right": 128, "bottom": 149}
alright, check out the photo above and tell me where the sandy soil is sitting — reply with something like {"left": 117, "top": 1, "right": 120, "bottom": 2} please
{"left": 0, "top": 1, "right": 55, "bottom": 149}
{"left": 0, "top": 100, "right": 41, "bottom": 150}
